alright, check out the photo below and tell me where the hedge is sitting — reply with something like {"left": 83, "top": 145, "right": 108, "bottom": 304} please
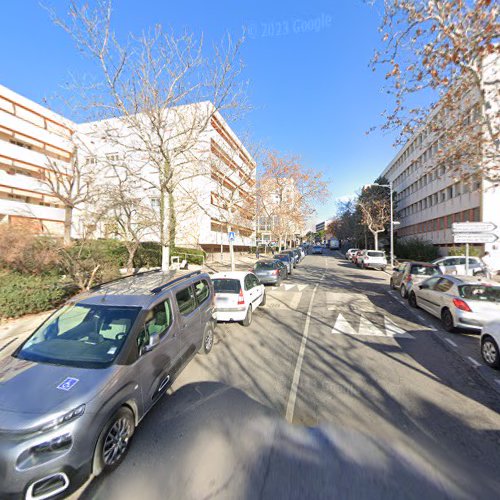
{"left": 0, "top": 272, "right": 77, "bottom": 319}
{"left": 394, "top": 238, "right": 440, "bottom": 262}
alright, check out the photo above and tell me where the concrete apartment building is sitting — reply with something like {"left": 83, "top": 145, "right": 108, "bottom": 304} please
{"left": 0, "top": 85, "right": 74, "bottom": 235}
{"left": 77, "top": 103, "right": 256, "bottom": 252}
{"left": 0, "top": 85, "right": 256, "bottom": 252}
{"left": 380, "top": 55, "right": 499, "bottom": 268}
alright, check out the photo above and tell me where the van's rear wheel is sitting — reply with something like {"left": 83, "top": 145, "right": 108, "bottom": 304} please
{"left": 199, "top": 322, "right": 214, "bottom": 354}
{"left": 94, "top": 407, "right": 134, "bottom": 475}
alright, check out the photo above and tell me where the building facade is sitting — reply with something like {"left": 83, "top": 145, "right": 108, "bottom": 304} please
{"left": 0, "top": 85, "right": 74, "bottom": 235}
{"left": 380, "top": 54, "right": 500, "bottom": 269}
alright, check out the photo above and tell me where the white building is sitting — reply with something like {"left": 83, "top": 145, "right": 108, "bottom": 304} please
{"left": 77, "top": 102, "right": 256, "bottom": 251}
{"left": 380, "top": 55, "right": 500, "bottom": 269}
{"left": 0, "top": 85, "right": 74, "bottom": 235}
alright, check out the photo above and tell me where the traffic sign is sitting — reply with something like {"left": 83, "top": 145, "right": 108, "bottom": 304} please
{"left": 452, "top": 222, "right": 497, "bottom": 233}
{"left": 453, "top": 233, "right": 498, "bottom": 244}
{"left": 228, "top": 231, "right": 235, "bottom": 241}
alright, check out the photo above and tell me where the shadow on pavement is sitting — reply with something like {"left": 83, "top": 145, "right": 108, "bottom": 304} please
{"left": 79, "top": 381, "right": 494, "bottom": 500}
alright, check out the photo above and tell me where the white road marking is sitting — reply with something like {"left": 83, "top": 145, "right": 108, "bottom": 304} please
{"left": 495, "top": 379, "right": 500, "bottom": 386}
{"left": 358, "top": 316, "right": 385, "bottom": 336}
{"left": 286, "top": 274, "right": 325, "bottom": 423}
{"left": 296, "top": 284, "right": 309, "bottom": 291}
{"left": 331, "top": 313, "right": 357, "bottom": 335}
{"left": 284, "top": 284, "right": 296, "bottom": 291}
{"left": 467, "top": 356, "right": 481, "bottom": 367}
{"left": 384, "top": 316, "right": 415, "bottom": 339}
{"left": 445, "top": 338, "right": 458, "bottom": 347}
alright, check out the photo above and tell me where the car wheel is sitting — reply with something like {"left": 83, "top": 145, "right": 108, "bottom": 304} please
{"left": 381, "top": 267, "right": 386, "bottom": 272}
{"left": 390, "top": 279, "right": 395, "bottom": 290}
{"left": 199, "top": 322, "right": 214, "bottom": 354}
{"left": 94, "top": 407, "right": 135, "bottom": 475}
{"left": 481, "top": 337, "right": 500, "bottom": 369}
{"left": 400, "top": 285, "right": 407, "bottom": 299}
{"left": 441, "top": 308, "right": 455, "bottom": 332}
{"left": 241, "top": 305, "right": 252, "bottom": 327}
{"left": 260, "top": 290, "right": 267, "bottom": 306}
{"left": 409, "top": 292, "right": 418, "bottom": 308}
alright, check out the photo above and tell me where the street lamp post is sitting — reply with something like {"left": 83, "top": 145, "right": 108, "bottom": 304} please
{"left": 363, "top": 181, "right": 395, "bottom": 269}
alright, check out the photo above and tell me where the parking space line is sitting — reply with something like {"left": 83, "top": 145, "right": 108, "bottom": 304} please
{"left": 467, "top": 356, "right": 481, "bottom": 367}
{"left": 286, "top": 271, "right": 325, "bottom": 423}
{"left": 444, "top": 338, "right": 458, "bottom": 348}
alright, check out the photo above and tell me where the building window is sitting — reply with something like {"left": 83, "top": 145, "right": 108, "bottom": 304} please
{"left": 151, "top": 198, "right": 160, "bottom": 209}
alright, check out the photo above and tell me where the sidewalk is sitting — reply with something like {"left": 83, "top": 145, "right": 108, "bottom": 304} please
{"left": 0, "top": 311, "right": 52, "bottom": 344}
{"left": 204, "top": 252, "right": 267, "bottom": 272}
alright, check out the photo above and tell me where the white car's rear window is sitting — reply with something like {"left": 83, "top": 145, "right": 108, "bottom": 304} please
{"left": 367, "top": 251, "right": 385, "bottom": 257}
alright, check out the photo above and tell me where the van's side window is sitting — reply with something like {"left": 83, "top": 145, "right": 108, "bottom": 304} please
{"left": 137, "top": 300, "right": 173, "bottom": 350}
{"left": 176, "top": 286, "right": 196, "bottom": 315}
{"left": 194, "top": 280, "right": 210, "bottom": 305}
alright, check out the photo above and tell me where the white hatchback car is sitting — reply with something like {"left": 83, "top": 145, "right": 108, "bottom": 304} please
{"left": 358, "top": 250, "right": 387, "bottom": 271}
{"left": 212, "top": 272, "right": 266, "bottom": 326}
{"left": 481, "top": 321, "right": 500, "bottom": 369}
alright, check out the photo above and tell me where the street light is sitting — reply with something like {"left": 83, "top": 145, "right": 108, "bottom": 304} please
{"left": 363, "top": 181, "right": 395, "bottom": 268}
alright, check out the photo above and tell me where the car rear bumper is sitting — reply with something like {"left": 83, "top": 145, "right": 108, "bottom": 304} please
{"left": 216, "top": 308, "right": 247, "bottom": 322}
{"left": 257, "top": 277, "right": 280, "bottom": 285}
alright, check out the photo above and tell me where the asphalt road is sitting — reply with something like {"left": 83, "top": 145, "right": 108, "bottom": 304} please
{"left": 74, "top": 251, "right": 500, "bottom": 498}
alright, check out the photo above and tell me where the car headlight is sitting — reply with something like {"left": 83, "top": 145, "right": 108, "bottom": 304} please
{"left": 39, "top": 404, "right": 86, "bottom": 433}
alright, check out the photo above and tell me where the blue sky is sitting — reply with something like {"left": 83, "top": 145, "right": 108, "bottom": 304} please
{"left": 0, "top": 0, "right": 400, "bottom": 227}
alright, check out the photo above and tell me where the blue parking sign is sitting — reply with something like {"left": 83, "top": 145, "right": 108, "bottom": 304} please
{"left": 228, "top": 231, "right": 235, "bottom": 241}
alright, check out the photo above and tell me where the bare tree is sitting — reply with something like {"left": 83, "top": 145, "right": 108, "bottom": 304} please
{"left": 371, "top": 0, "right": 499, "bottom": 181}
{"left": 258, "top": 151, "right": 329, "bottom": 251}
{"left": 42, "top": 134, "right": 96, "bottom": 246}
{"left": 47, "top": 0, "right": 247, "bottom": 269}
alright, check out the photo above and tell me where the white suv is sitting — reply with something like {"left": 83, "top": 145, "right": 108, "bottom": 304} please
{"left": 358, "top": 250, "right": 387, "bottom": 271}
{"left": 212, "top": 272, "right": 266, "bottom": 326}
{"left": 432, "top": 256, "right": 488, "bottom": 277}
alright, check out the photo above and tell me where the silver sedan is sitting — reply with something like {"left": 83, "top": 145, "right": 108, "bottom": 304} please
{"left": 408, "top": 275, "right": 500, "bottom": 332}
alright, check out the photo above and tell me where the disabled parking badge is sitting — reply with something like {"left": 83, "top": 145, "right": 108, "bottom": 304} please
{"left": 57, "top": 377, "right": 79, "bottom": 391}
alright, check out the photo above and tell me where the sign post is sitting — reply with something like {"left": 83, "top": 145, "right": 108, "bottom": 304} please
{"left": 228, "top": 231, "right": 236, "bottom": 272}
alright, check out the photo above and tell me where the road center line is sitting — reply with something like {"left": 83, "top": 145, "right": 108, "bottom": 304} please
{"left": 285, "top": 260, "right": 326, "bottom": 423}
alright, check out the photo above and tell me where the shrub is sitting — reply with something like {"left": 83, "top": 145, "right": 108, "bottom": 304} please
{"left": 0, "top": 272, "right": 77, "bottom": 319}
{"left": 394, "top": 238, "right": 440, "bottom": 262}
{"left": 135, "top": 241, "right": 161, "bottom": 268}
{"left": 448, "top": 246, "right": 481, "bottom": 257}
{"left": 0, "top": 225, "right": 60, "bottom": 275}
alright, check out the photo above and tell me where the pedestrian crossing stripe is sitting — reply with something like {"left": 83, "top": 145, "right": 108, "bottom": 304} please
{"left": 272, "top": 284, "right": 309, "bottom": 291}
{"left": 331, "top": 313, "right": 414, "bottom": 339}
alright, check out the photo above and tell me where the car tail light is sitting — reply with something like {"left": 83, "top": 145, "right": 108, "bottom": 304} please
{"left": 272, "top": 269, "right": 279, "bottom": 275}
{"left": 238, "top": 289, "right": 245, "bottom": 305}
{"left": 453, "top": 298, "right": 472, "bottom": 312}
{"left": 405, "top": 275, "right": 412, "bottom": 283}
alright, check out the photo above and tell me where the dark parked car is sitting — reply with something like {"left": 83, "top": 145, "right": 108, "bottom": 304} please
{"left": 282, "top": 250, "right": 298, "bottom": 267}
{"left": 253, "top": 259, "right": 287, "bottom": 285}
{"left": 274, "top": 253, "right": 294, "bottom": 274}
{"left": 0, "top": 270, "right": 216, "bottom": 499}
{"left": 390, "top": 261, "right": 441, "bottom": 298}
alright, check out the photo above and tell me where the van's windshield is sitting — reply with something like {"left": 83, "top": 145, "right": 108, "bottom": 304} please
{"left": 16, "top": 304, "right": 141, "bottom": 368}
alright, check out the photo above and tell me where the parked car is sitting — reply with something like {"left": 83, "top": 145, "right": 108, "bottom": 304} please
{"left": 253, "top": 259, "right": 287, "bottom": 286}
{"left": 282, "top": 249, "right": 298, "bottom": 267}
{"left": 409, "top": 275, "right": 500, "bottom": 332}
{"left": 212, "top": 271, "right": 266, "bottom": 326}
{"left": 358, "top": 250, "right": 387, "bottom": 271}
{"left": 345, "top": 248, "right": 359, "bottom": 260}
{"left": 0, "top": 270, "right": 216, "bottom": 500}
{"left": 352, "top": 250, "right": 364, "bottom": 265}
{"left": 274, "top": 253, "right": 294, "bottom": 274}
{"left": 390, "top": 261, "right": 441, "bottom": 298}
{"left": 312, "top": 245, "right": 323, "bottom": 255}
{"left": 291, "top": 248, "right": 302, "bottom": 263}
{"left": 432, "top": 256, "right": 488, "bottom": 277}
{"left": 274, "top": 259, "right": 289, "bottom": 278}
{"left": 480, "top": 321, "right": 500, "bottom": 369}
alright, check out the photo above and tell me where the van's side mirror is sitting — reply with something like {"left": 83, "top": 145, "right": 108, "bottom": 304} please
{"left": 419, "top": 284, "right": 427, "bottom": 290}
{"left": 142, "top": 332, "right": 160, "bottom": 354}
{"left": 393, "top": 267, "right": 398, "bottom": 271}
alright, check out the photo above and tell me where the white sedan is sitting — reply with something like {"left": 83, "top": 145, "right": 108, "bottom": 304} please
{"left": 212, "top": 271, "right": 266, "bottom": 326}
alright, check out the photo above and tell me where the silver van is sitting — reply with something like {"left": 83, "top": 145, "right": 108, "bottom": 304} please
{"left": 0, "top": 270, "right": 216, "bottom": 499}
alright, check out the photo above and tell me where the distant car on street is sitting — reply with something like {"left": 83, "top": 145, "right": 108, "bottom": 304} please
{"left": 253, "top": 259, "right": 287, "bottom": 286}
{"left": 282, "top": 250, "right": 298, "bottom": 267}
{"left": 432, "top": 256, "right": 488, "bottom": 277}
{"left": 274, "top": 253, "right": 294, "bottom": 274}
{"left": 390, "top": 261, "right": 441, "bottom": 298}
{"left": 409, "top": 275, "right": 500, "bottom": 332}
{"left": 345, "top": 248, "right": 359, "bottom": 260}
{"left": 358, "top": 250, "right": 387, "bottom": 271}
{"left": 312, "top": 245, "right": 323, "bottom": 255}
{"left": 212, "top": 271, "right": 266, "bottom": 326}
{"left": 352, "top": 250, "right": 364, "bottom": 265}
{"left": 481, "top": 321, "right": 500, "bottom": 369}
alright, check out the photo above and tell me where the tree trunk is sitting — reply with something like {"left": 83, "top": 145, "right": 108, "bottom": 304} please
{"left": 64, "top": 206, "right": 72, "bottom": 246}
{"left": 372, "top": 230, "right": 378, "bottom": 250}
{"left": 126, "top": 243, "right": 139, "bottom": 274}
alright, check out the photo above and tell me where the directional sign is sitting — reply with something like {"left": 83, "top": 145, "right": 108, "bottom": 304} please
{"left": 228, "top": 231, "right": 235, "bottom": 241}
{"left": 452, "top": 222, "right": 497, "bottom": 233}
{"left": 453, "top": 233, "right": 498, "bottom": 244}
